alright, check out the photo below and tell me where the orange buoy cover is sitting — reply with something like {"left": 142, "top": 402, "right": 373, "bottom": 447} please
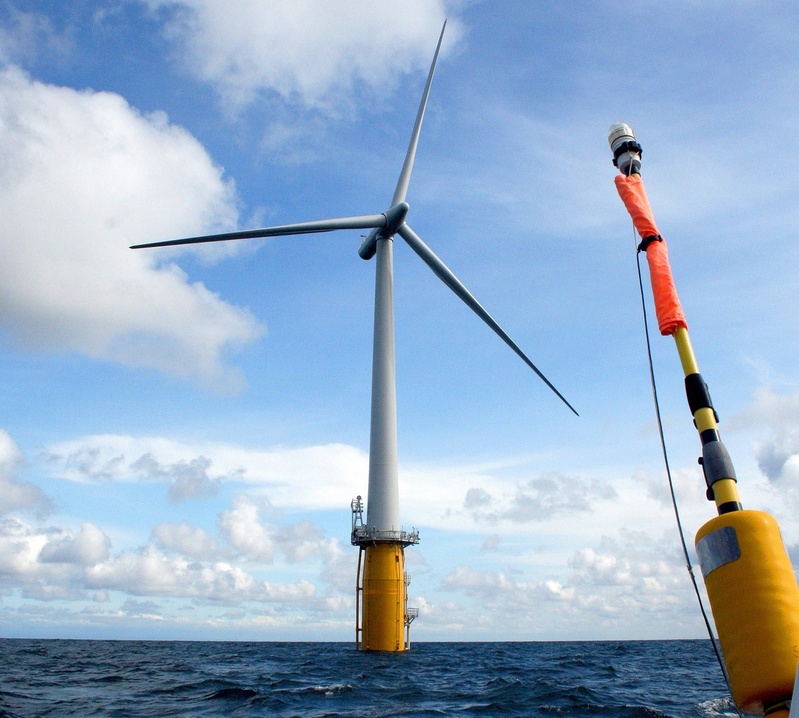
{"left": 614, "top": 174, "right": 688, "bottom": 336}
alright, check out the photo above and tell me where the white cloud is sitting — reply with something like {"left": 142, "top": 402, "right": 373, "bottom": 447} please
{"left": 151, "top": 521, "right": 224, "bottom": 560}
{"left": 274, "top": 519, "right": 326, "bottom": 563}
{"left": 132, "top": 454, "right": 221, "bottom": 503}
{"left": 0, "top": 518, "right": 89, "bottom": 601}
{"left": 319, "top": 539, "right": 356, "bottom": 595}
{"left": 567, "top": 531, "right": 690, "bottom": 611}
{"left": 755, "top": 430, "right": 799, "bottom": 485}
{"left": 43, "top": 435, "right": 650, "bottom": 539}
{"left": 39, "top": 523, "right": 111, "bottom": 566}
{"left": 436, "top": 526, "right": 700, "bottom": 639}
{"left": 443, "top": 565, "right": 520, "bottom": 597}
{"left": 217, "top": 494, "right": 338, "bottom": 567}
{"left": 218, "top": 495, "right": 276, "bottom": 562}
{"left": 463, "top": 471, "right": 617, "bottom": 523}
{"left": 0, "top": 511, "right": 324, "bottom": 607}
{"left": 0, "top": 6, "right": 69, "bottom": 66}
{"left": 0, "top": 436, "right": 349, "bottom": 617}
{"left": 0, "top": 429, "right": 53, "bottom": 516}
{"left": 144, "top": 0, "right": 457, "bottom": 110}
{"left": 0, "top": 517, "right": 47, "bottom": 579}
{"left": 729, "top": 388, "right": 799, "bottom": 432}
{"left": 85, "top": 544, "right": 322, "bottom": 606}
{"left": 45, "top": 434, "right": 366, "bottom": 510}
{"left": 0, "top": 491, "right": 349, "bottom": 620}
{"left": 726, "top": 390, "right": 799, "bottom": 501}
{"left": 120, "top": 598, "right": 163, "bottom": 619}
{"left": 86, "top": 547, "right": 242, "bottom": 600}
{"left": 0, "top": 430, "right": 23, "bottom": 471}
{"left": 0, "top": 67, "right": 263, "bottom": 389}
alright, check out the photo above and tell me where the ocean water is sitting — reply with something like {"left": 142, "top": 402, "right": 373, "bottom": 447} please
{"left": 0, "top": 639, "right": 735, "bottom": 718}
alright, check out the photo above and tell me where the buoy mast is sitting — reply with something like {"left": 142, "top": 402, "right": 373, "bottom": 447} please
{"left": 610, "top": 123, "right": 799, "bottom": 717}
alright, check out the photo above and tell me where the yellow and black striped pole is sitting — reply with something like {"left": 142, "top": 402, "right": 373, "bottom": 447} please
{"left": 672, "top": 326, "right": 742, "bottom": 514}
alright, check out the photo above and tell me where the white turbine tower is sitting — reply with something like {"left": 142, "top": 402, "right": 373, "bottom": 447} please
{"left": 133, "top": 21, "right": 576, "bottom": 651}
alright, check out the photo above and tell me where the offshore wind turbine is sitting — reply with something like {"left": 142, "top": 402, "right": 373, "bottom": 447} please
{"left": 132, "top": 21, "right": 576, "bottom": 651}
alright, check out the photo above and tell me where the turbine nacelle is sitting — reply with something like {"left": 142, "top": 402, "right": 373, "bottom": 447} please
{"left": 358, "top": 202, "right": 410, "bottom": 260}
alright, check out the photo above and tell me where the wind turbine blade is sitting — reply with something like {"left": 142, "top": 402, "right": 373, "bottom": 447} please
{"left": 398, "top": 224, "right": 578, "bottom": 415}
{"left": 390, "top": 20, "right": 447, "bottom": 207}
{"left": 130, "top": 213, "right": 387, "bottom": 249}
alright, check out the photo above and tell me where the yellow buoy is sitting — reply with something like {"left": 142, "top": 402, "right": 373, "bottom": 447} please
{"left": 696, "top": 510, "right": 799, "bottom": 714}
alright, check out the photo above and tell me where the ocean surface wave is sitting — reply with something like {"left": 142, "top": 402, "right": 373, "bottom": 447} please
{"left": 0, "top": 639, "right": 736, "bottom": 717}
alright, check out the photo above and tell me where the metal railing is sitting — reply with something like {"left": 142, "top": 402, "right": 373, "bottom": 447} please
{"left": 350, "top": 526, "right": 420, "bottom": 546}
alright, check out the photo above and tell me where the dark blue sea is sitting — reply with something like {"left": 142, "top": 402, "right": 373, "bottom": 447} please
{"left": 0, "top": 640, "right": 735, "bottom": 717}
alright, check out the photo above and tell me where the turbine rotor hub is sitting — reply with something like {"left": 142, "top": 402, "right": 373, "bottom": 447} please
{"left": 358, "top": 201, "right": 410, "bottom": 260}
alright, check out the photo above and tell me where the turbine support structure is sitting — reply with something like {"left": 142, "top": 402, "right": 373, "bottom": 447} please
{"left": 351, "top": 234, "right": 420, "bottom": 653}
{"left": 351, "top": 495, "right": 419, "bottom": 651}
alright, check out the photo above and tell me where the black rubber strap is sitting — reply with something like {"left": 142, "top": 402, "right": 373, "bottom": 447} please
{"left": 637, "top": 234, "right": 662, "bottom": 252}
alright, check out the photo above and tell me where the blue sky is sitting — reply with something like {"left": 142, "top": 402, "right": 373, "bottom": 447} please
{"left": 2, "top": 0, "right": 799, "bottom": 642}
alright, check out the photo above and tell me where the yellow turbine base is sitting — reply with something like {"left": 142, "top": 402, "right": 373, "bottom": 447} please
{"left": 361, "top": 543, "right": 406, "bottom": 652}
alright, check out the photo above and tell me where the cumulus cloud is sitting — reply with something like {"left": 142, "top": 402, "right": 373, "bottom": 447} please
{"left": 151, "top": 521, "right": 224, "bottom": 560}
{"left": 132, "top": 454, "right": 221, "bottom": 503}
{"left": 755, "top": 430, "right": 799, "bottom": 486}
{"left": 218, "top": 495, "right": 276, "bottom": 562}
{"left": 0, "top": 517, "right": 89, "bottom": 601}
{"left": 218, "top": 494, "right": 334, "bottom": 566}
{"left": 39, "top": 523, "right": 111, "bottom": 566}
{"left": 463, "top": 471, "right": 617, "bottom": 523}
{"left": 318, "top": 539, "right": 356, "bottom": 595}
{"left": 443, "top": 566, "right": 523, "bottom": 598}
{"left": 144, "top": 0, "right": 457, "bottom": 110}
{"left": 551, "top": 531, "right": 701, "bottom": 639}
{"left": 437, "top": 566, "right": 579, "bottom": 638}
{"left": 0, "top": 433, "right": 346, "bottom": 614}
{"left": 0, "top": 67, "right": 264, "bottom": 389}
{"left": 0, "top": 516, "right": 45, "bottom": 579}
{"left": 567, "top": 531, "right": 689, "bottom": 611}
{"left": 0, "top": 516, "right": 323, "bottom": 607}
{"left": 45, "top": 434, "right": 366, "bottom": 510}
{"left": 0, "top": 6, "right": 69, "bottom": 66}
{"left": 0, "top": 493, "right": 348, "bottom": 620}
{"left": 121, "top": 598, "right": 163, "bottom": 618}
{"left": 86, "top": 547, "right": 250, "bottom": 600}
{"left": 273, "top": 520, "right": 326, "bottom": 563}
{"left": 464, "top": 487, "right": 491, "bottom": 510}
{"left": 85, "top": 544, "right": 321, "bottom": 606}
{"left": 439, "top": 528, "right": 696, "bottom": 637}
{"left": 0, "top": 429, "right": 53, "bottom": 516}
{"left": 727, "top": 389, "right": 799, "bottom": 491}
{"left": 442, "top": 567, "right": 573, "bottom": 605}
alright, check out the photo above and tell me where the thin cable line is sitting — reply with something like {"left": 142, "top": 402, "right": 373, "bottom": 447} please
{"left": 632, "top": 228, "right": 741, "bottom": 717}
